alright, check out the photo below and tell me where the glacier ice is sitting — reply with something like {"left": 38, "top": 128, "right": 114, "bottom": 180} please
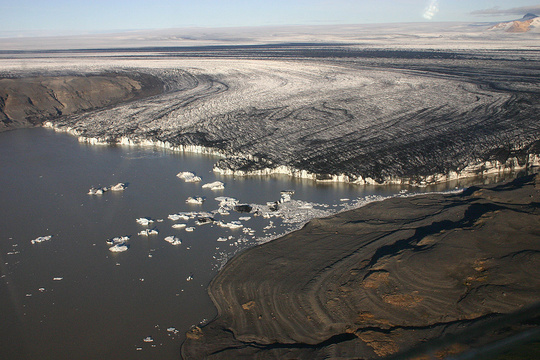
{"left": 136, "top": 217, "right": 154, "bottom": 226}
{"left": 202, "top": 181, "right": 225, "bottom": 190}
{"left": 109, "top": 243, "right": 129, "bottom": 252}
{"left": 177, "top": 171, "right": 202, "bottom": 182}
{"left": 31, "top": 235, "right": 53, "bottom": 244}
{"left": 164, "top": 236, "right": 182, "bottom": 245}
{"left": 186, "top": 196, "right": 205, "bottom": 205}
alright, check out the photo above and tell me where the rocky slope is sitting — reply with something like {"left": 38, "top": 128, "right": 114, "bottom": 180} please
{"left": 0, "top": 72, "right": 163, "bottom": 132}
{"left": 488, "top": 13, "right": 540, "bottom": 33}
{"left": 181, "top": 173, "right": 540, "bottom": 359}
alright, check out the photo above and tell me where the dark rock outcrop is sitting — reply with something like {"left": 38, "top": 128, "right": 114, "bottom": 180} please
{"left": 181, "top": 174, "right": 540, "bottom": 359}
{"left": 0, "top": 72, "right": 163, "bottom": 132}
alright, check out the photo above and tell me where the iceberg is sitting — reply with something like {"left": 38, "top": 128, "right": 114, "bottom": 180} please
{"left": 186, "top": 196, "right": 205, "bottom": 205}
{"left": 110, "top": 182, "right": 127, "bottom": 191}
{"left": 31, "top": 235, "right": 53, "bottom": 244}
{"left": 196, "top": 217, "right": 214, "bottom": 226}
{"left": 138, "top": 229, "right": 158, "bottom": 236}
{"left": 185, "top": 227, "right": 195, "bottom": 232}
{"left": 168, "top": 213, "right": 191, "bottom": 221}
{"left": 239, "top": 216, "right": 251, "bottom": 221}
{"left": 106, "top": 236, "right": 130, "bottom": 245}
{"left": 143, "top": 336, "right": 153, "bottom": 343}
{"left": 136, "top": 217, "right": 154, "bottom": 226}
{"left": 177, "top": 171, "right": 202, "bottom": 182}
{"left": 172, "top": 223, "right": 187, "bottom": 229}
{"left": 164, "top": 236, "right": 182, "bottom": 245}
{"left": 216, "top": 220, "right": 243, "bottom": 229}
{"left": 202, "top": 181, "right": 225, "bottom": 190}
{"left": 109, "top": 243, "right": 129, "bottom": 252}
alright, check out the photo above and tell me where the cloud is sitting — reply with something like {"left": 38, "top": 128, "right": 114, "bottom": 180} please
{"left": 471, "top": 5, "right": 540, "bottom": 17}
{"left": 423, "top": 0, "right": 439, "bottom": 20}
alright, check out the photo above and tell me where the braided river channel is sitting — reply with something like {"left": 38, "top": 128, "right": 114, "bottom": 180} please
{"left": 0, "top": 127, "right": 512, "bottom": 359}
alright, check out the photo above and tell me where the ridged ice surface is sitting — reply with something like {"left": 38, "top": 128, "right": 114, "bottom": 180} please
{"left": 5, "top": 46, "right": 540, "bottom": 184}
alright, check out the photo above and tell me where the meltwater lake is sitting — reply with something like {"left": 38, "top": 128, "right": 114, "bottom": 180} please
{"left": 0, "top": 128, "right": 503, "bottom": 360}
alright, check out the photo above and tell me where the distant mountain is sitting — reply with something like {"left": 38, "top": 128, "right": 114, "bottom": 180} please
{"left": 489, "top": 13, "right": 540, "bottom": 33}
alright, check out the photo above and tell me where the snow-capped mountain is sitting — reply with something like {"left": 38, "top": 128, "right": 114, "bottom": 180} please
{"left": 488, "top": 13, "right": 540, "bottom": 33}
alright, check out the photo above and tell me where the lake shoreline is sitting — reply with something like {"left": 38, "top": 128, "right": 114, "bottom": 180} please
{"left": 181, "top": 173, "right": 540, "bottom": 359}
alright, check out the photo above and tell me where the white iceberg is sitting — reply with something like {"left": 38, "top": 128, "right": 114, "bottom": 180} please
{"left": 186, "top": 196, "right": 205, "bottom": 205}
{"left": 110, "top": 182, "right": 127, "bottom": 191}
{"left": 31, "top": 235, "right": 53, "bottom": 244}
{"left": 143, "top": 336, "right": 153, "bottom": 343}
{"left": 136, "top": 217, "right": 154, "bottom": 226}
{"left": 138, "top": 229, "right": 158, "bottom": 236}
{"left": 216, "top": 220, "right": 243, "bottom": 229}
{"left": 168, "top": 213, "right": 191, "bottom": 221}
{"left": 177, "top": 172, "right": 202, "bottom": 182}
{"left": 239, "top": 216, "right": 251, "bottom": 221}
{"left": 109, "top": 243, "right": 129, "bottom": 252}
{"left": 164, "top": 236, "right": 182, "bottom": 245}
{"left": 172, "top": 223, "right": 187, "bottom": 229}
{"left": 106, "top": 236, "right": 130, "bottom": 245}
{"left": 185, "top": 227, "right": 195, "bottom": 232}
{"left": 202, "top": 181, "right": 225, "bottom": 190}
{"left": 53, "top": 277, "right": 63, "bottom": 281}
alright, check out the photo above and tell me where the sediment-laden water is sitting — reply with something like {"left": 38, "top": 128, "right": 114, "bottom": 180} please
{"left": 0, "top": 128, "right": 514, "bottom": 360}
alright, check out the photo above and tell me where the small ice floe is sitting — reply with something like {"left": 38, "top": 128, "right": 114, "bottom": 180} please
{"left": 172, "top": 223, "right": 187, "bottom": 229}
{"left": 217, "top": 236, "right": 234, "bottom": 242}
{"left": 186, "top": 274, "right": 193, "bottom": 281}
{"left": 110, "top": 183, "right": 127, "bottom": 191}
{"left": 202, "top": 181, "right": 225, "bottom": 190}
{"left": 109, "top": 243, "right": 129, "bottom": 252}
{"left": 195, "top": 217, "right": 214, "bottom": 226}
{"left": 243, "top": 227, "right": 256, "bottom": 235}
{"left": 217, "top": 207, "right": 230, "bottom": 215}
{"left": 225, "top": 221, "right": 243, "bottom": 229}
{"left": 185, "top": 227, "right": 195, "bottom": 232}
{"left": 53, "top": 277, "right": 63, "bottom": 281}
{"left": 263, "top": 221, "right": 274, "bottom": 230}
{"left": 31, "top": 235, "right": 53, "bottom": 245}
{"left": 168, "top": 213, "right": 191, "bottom": 221}
{"left": 136, "top": 347, "right": 143, "bottom": 351}
{"left": 186, "top": 196, "right": 205, "bottom": 205}
{"left": 239, "top": 216, "right": 251, "bottom": 221}
{"left": 167, "top": 327, "right": 180, "bottom": 335}
{"left": 340, "top": 198, "right": 350, "bottom": 202}
{"left": 138, "top": 229, "right": 159, "bottom": 236}
{"left": 177, "top": 172, "right": 202, "bottom": 182}
{"left": 164, "top": 236, "right": 182, "bottom": 245}
{"left": 106, "top": 236, "right": 130, "bottom": 245}
{"left": 267, "top": 201, "right": 279, "bottom": 211}
{"left": 88, "top": 186, "right": 109, "bottom": 195}
{"left": 38, "top": 288, "right": 45, "bottom": 292}
{"left": 143, "top": 336, "right": 153, "bottom": 343}
{"left": 136, "top": 217, "right": 154, "bottom": 226}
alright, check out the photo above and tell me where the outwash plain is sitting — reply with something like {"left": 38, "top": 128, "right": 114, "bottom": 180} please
{"left": 1, "top": 20, "right": 540, "bottom": 358}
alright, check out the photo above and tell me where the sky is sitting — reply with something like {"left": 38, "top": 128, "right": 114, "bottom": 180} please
{"left": 1, "top": 0, "right": 540, "bottom": 36}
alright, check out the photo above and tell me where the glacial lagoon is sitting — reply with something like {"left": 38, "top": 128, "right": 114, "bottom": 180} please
{"left": 0, "top": 127, "right": 512, "bottom": 360}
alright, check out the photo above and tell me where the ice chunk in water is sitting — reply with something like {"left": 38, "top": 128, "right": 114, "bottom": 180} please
{"left": 136, "top": 217, "right": 154, "bottom": 226}
{"left": 109, "top": 244, "right": 129, "bottom": 252}
{"left": 202, "top": 181, "right": 225, "bottom": 190}
{"left": 31, "top": 235, "right": 52, "bottom": 244}
{"left": 177, "top": 172, "right": 201, "bottom": 182}
{"left": 164, "top": 236, "right": 182, "bottom": 245}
